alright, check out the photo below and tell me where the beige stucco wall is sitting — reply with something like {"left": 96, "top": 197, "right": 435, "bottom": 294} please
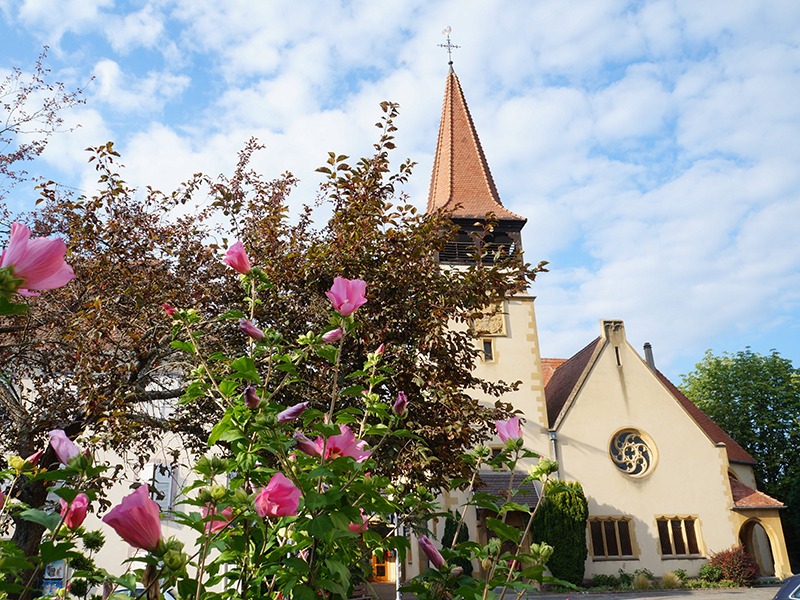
{"left": 554, "top": 323, "right": 740, "bottom": 578}
{"left": 469, "top": 295, "right": 550, "bottom": 460}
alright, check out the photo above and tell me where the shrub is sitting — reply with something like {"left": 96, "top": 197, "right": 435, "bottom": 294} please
{"left": 660, "top": 571, "right": 682, "bottom": 589}
{"left": 531, "top": 480, "right": 589, "bottom": 584}
{"left": 698, "top": 562, "right": 724, "bottom": 582}
{"left": 632, "top": 572, "right": 652, "bottom": 590}
{"left": 617, "top": 568, "right": 634, "bottom": 587}
{"left": 591, "top": 574, "right": 619, "bottom": 588}
{"left": 441, "top": 511, "right": 474, "bottom": 576}
{"left": 709, "top": 545, "right": 759, "bottom": 586}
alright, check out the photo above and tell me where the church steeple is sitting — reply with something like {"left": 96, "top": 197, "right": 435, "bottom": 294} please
{"left": 428, "top": 67, "right": 526, "bottom": 264}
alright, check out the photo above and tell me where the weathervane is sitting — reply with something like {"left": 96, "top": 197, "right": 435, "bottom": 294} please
{"left": 439, "top": 26, "right": 460, "bottom": 65}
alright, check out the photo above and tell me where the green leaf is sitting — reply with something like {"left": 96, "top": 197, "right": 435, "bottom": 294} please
{"left": 499, "top": 501, "right": 530, "bottom": 514}
{"left": 0, "top": 296, "right": 28, "bottom": 315}
{"left": 292, "top": 584, "right": 318, "bottom": 600}
{"left": 309, "top": 514, "right": 333, "bottom": 541}
{"left": 208, "top": 413, "right": 233, "bottom": 445}
{"left": 485, "top": 517, "right": 522, "bottom": 544}
{"left": 169, "top": 340, "right": 195, "bottom": 354}
{"left": 0, "top": 554, "right": 33, "bottom": 571}
{"left": 219, "top": 379, "right": 240, "bottom": 397}
{"left": 19, "top": 509, "right": 61, "bottom": 532}
{"left": 39, "top": 540, "right": 80, "bottom": 565}
{"left": 230, "top": 356, "right": 260, "bottom": 383}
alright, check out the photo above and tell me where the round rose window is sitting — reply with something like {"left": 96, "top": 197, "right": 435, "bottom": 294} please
{"left": 609, "top": 429, "right": 655, "bottom": 477}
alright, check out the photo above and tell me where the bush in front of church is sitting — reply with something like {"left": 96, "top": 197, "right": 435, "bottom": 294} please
{"left": 531, "top": 480, "right": 589, "bottom": 584}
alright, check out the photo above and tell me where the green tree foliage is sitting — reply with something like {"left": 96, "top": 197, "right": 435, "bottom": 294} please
{"left": 679, "top": 348, "right": 800, "bottom": 569}
{"left": 531, "top": 480, "right": 588, "bottom": 585}
{"left": 441, "top": 511, "right": 473, "bottom": 576}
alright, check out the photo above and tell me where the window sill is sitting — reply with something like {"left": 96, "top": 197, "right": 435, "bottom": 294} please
{"left": 591, "top": 556, "right": 638, "bottom": 562}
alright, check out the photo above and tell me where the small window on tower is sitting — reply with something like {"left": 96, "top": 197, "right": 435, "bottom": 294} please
{"left": 483, "top": 339, "right": 494, "bottom": 362}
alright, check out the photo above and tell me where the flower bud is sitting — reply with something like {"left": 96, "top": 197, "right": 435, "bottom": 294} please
{"left": 392, "top": 391, "right": 408, "bottom": 415}
{"left": 277, "top": 401, "right": 309, "bottom": 423}
{"left": 239, "top": 319, "right": 264, "bottom": 342}
{"left": 163, "top": 548, "right": 188, "bottom": 571}
{"left": 25, "top": 450, "right": 43, "bottom": 466}
{"left": 322, "top": 328, "right": 343, "bottom": 343}
{"left": 244, "top": 386, "right": 259, "bottom": 409}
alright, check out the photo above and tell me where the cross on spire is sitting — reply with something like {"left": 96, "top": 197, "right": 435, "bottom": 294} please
{"left": 438, "top": 26, "right": 460, "bottom": 65}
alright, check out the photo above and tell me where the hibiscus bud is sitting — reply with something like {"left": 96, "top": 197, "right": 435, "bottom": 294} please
{"left": 393, "top": 391, "right": 408, "bottom": 415}
{"left": 49, "top": 430, "right": 81, "bottom": 465}
{"left": 223, "top": 241, "right": 251, "bottom": 274}
{"left": 239, "top": 318, "right": 264, "bottom": 341}
{"left": 418, "top": 535, "right": 446, "bottom": 569}
{"left": 161, "top": 538, "right": 188, "bottom": 570}
{"left": 25, "top": 449, "right": 43, "bottom": 466}
{"left": 209, "top": 484, "right": 227, "bottom": 500}
{"left": 277, "top": 401, "right": 309, "bottom": 424}
{"left": 322, "top": 328, "right": 343, "bottom": 343}
{"left": 325, "top": 277, "right": 367, "bottom": 317}
{"left": 294, "top": 433, "right": 323, "bottom": 457}
{"left": 60, "top": 493, "right": 89, "bottom": 529}
{"left": 244, "top": 386, "right": 259, "bottom": 409}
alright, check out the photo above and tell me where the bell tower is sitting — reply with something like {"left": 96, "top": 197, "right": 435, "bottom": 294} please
{"left": 427, "top": 64, "right": 527, "bottom": 264}
{"left": 426, "top": 60, "right": 549, "bottom": 434}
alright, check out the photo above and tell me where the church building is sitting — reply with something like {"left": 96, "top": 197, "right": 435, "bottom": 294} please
{"left": 407, "top": 61, "right": 793, "bottom": 583}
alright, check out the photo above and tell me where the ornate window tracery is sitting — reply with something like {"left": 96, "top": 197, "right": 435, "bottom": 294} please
{"left": 609, "top": 429, "right": 655, "bottom": 477}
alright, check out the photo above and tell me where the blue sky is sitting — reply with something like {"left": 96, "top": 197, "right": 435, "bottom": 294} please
{"left": 1, "top": 0, "right": 799, "bottom": 383}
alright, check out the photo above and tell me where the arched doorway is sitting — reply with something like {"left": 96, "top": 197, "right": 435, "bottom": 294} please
{"left": 739, "top": 519, "right": 776, "bottom": 577}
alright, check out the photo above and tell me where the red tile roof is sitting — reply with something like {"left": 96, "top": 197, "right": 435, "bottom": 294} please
{"left": 427, "top": 68, "right": 525, "bottom": 222}
{"left": 543, "top": 337, "right": 757, "bottom": 466}
{"left": 729, "top": 477, "right": 784, "bottom": 509}
{"left": 657, "top": 372, "right": 756, "bottom": 465}
{"left": 544, "top": 338, "right": 601, "bottom": 427}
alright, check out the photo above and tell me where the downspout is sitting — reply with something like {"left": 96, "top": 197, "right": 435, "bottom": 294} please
{"left": 548, "top": 430, "right": 560, "bottom": 479}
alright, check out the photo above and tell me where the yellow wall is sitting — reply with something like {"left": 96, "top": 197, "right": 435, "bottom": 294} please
{"left": 554, "top": 321, "right": 739, "bottom": 577}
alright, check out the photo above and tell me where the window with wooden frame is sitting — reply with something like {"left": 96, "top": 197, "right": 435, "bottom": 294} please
{"left": 656, "top": 517, "right": 702, "bottom": 557}
{"left": 589, "top": 517, "right": 635, "bottom": 559}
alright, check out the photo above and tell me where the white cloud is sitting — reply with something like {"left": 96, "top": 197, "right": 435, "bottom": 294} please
{"left": 16, "top": 0, "right": 112, "bottom": 46}
{"left": 105, "top": 4, "right": 165, "bottom": 54}
{"left": 90, "top": 59, "right": 190, "bottom": 113}
{"left": 2, "top": 0, "right": 800, "bottom": 381}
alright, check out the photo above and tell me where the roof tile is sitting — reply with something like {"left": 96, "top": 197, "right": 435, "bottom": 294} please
{"left": 427, "top": 69, "right": 525, "bottom": 222}
{"left": 729, "top": 477, "right": 784, "bottom": 509}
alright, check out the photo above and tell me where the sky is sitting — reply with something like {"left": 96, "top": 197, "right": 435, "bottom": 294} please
{"left": 0, "top": 0, "right": 799, "bottom": 384}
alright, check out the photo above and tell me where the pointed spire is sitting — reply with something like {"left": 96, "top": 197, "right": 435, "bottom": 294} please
{"left": 427, "top": 69, "right": 526, "bottom": 223}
